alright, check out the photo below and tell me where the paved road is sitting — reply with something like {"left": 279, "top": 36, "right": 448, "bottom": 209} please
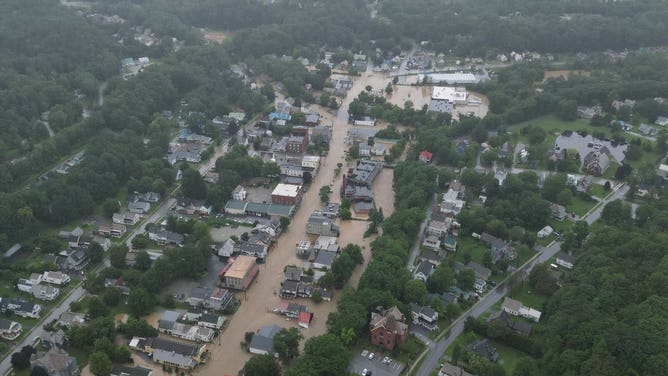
{"left": 406, "top": 193, "right": 438, "bottom": 269}
{"left": 0, "top": 287, "right": 86, "bottom": 374}
{"left": 413, "top": 183, "right": 627, "bottom": 376}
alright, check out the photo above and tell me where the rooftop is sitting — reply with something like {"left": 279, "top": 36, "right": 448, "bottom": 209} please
{"left": 272, "top": 183, "right": 301, "bottom": 198}
{"left": 224, "top": 255, "right": 257, "bottom": 279}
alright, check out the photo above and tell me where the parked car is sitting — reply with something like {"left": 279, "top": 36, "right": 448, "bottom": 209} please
{"left": 368, "top": 352, "right": 375, "bottom": 360}
{"left": 382, "top": 356, "right": 391, "bottom": 364}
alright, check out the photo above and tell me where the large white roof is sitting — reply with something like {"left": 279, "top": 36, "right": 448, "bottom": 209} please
{"left": 431, "top": 86, "right": 468, "bottom": 102}
{"left": 272, "top": 183, "right": 301, "bottom": 197}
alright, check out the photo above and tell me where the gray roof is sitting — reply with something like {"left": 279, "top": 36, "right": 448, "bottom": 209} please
{"left": 414, "top": 260, "right": 435, "bottom": 278}
{"left": 111, "top": 366, "right": 153, "bottom": 376}
{"left": 313, "top": 250, "right": 336, "bottom": 267}
{"left": 556, "top": 252, "right": 574, "bottom": 263}
{"left": 190, "top": 286, "right": 211, "bottom": 300}
{"left": 466, "top": 261, "right": 492, "bottom": 280}
{"left": 0, "top": 318, "right": 14, "bottom": 330}
{"left": 250, "top": 324, "right": 282, "bottom": 353}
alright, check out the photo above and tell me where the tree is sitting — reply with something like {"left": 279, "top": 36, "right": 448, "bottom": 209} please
{"left": 244, "top": 355, "right": 281, "bottom": 376}
{"left": 127, "top": 288, "right": 153, "bottom": 317}
{"left": 11, "top": 346, "right": 34, "bottom": 369}
{"left": 109, "top": 245, "right": 127, "bottom": 269}
{"left": 385, "top": 82, "right": 393, "bottom": 95}
{"left": 557, "top": 99, "right": 577, "bottom": 121}
{"left": 280, "top": 216, "right": 290, "bottom": 231}
{"left": 273, "top": 328, "right": 302, "bottom": 364}
{"left": 88, "top": 296, "right": 108, "bottom": 318}
{"left": 457, "top": 268, "right": 476, "bottom": 290}
{"left": 135, "top": 250, "right": 151, "bottom": 270}
{"left": 85, "top": 241, "right": 104, "bottom": 264}
{"left": 404, "top": 279, "right": 427, "bottom": 303}
{"left": 102, "top": 287, "right": 122, "bottom": 307}
{"left": 182, "top": 168, "right": 207, "bottom": 199}
{"left": 319, "top": 185, "right": 331, "bottom": 202}
{"left": 89, "top": 352, "right": 112, "bottom": 376}
{"left": 452, "top": 344, "right": 462, "bottom": 366}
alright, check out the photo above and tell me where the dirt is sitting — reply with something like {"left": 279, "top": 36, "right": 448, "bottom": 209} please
{"left": 542, "top": 70, "right": 590, "bottom": 82}
{"left": 202, "top": 30, "right": 231, "bottom": 45}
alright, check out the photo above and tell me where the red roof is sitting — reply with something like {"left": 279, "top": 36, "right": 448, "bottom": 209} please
{"left": 419, "top": 151, "right": 433, "bottom": 159}
{"left": 298, "top": 312, "right": 312, "bottom": 327}
{"left": 241, "top": 265, "right": 260, "bottom": 289}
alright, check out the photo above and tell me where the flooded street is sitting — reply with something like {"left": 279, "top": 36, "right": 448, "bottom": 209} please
{"left": 197, "top": 71, "right": 398, "bottom": 375}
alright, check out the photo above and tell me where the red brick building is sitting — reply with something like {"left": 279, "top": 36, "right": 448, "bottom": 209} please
{"left": 369, "top": 306, "right": 408, "bottom": 350}
{"left": 271, "top": 183, "right": 303, "bottom": 205}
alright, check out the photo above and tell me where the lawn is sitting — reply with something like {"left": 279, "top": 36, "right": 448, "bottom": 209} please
{"left": 493, "top": 340, "right": 533, "bottom": 374}
{"left": 589, "top": 183, "right": 611, "bottom": 199}
{"left": 508, "top": 115, "right": 612, "bottom": 142}
{"left": 566, "top": 196, "right": 598, "bottom": 216}
{"left": 445, "top": 331, "right": 481, "bottom": 357}
{"left": 509, "top": 283, "right": 550, "bottom": 310}
{"left": 454, "top": 236, "right": 489, "bottom": 265}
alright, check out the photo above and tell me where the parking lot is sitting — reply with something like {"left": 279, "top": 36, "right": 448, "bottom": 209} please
{"left": 348, "top": 350, "right": 405, "bottom": 376}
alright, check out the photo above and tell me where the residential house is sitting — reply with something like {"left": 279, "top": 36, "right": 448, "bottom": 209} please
{"left": 501, "top": 297, "right": 522, "bottom": 316}
{"left": 443, "top": 236, "right": 458, "bottom": 252}
{"left": 0, "top": 318, "right": 22, "bottom": 340}
{"left": 419, "top": 151, "right": 433, "bottom": 163}
{"left": 312, "top": 250, "right": 337, "bottom": 270}
{"left": 413, "top": 260, "right": 436, "bottom": 282}
{"left": 537, "top": 225, "right": 554, "bottom": 239}
{"left": 30, "top": 284, "right": 60, "bottom": 301}
{"left": 64, "top": 249, "right": 88, "bottom": 271}
{"left": 480, "top": 233, "right": 516, "bottom": 263}
{"left": 31, "top": 348, "right": 79, "bottom": 376}
{"left": 113, "top": 212, "right": 140, "bottom": 226}
{"left": 97, "top": 223, "right": 126, "bottom": 238}
{"left": 358, "top": 143, "right": 371, "bottom": 157}
{"left": 420, "top": 249, "right": 445, "bottom": 265}
{"left": 57, "top": 312, "right": 86, "bottom": 329}
{"left": 474, "top": 278, "right": 487, "bottom": 293}
{"left": 213, "top": 239, "right": 235, "bottom": 258}
{"left": 423, "top": 235, "right": 441, "bottom": 250}
{"left": 410, "top": 303, "right": 439, "bottom": 331}
{"left": 305, "top": 113, "right": 320, "bottom": 126}
{"left": 369, "top": 306, "right": 408, "bottom": 350}
{"left": 232, "top": 185, "right": 247, "bottom": 201}
{"left": 611, "top": 99, "right": 636, "bottom": 111}
{"left": 466, "top": 339, "right": 499, "bottom": 362}
{"left": 148, "top": 227, "right": 184, "bottom": 246}
{"left": 488, "top": 310, "right": 533, "bottom": 336}
{"left": 576, "top": 105, "right": 602, "bottom": 119}
{"left": 655, "top": 116, "right": 668, "bottom": 127}
{"left": 583, "top": 149, "right": 611, "bottom": 176}
{"left": 129, "top": 337, "right": 207, "bottom": 370}
{"left": 128, "top": 201, "right": 150, "bottom": 214}
{"left": 551, "top": 203, "right": 567, "bottom": 221}
{"left": 440, "top": 189, "right": 465, "bottom": 217}
{"left": 466, "top": 261, "right": 492, "bottom": 281}
{"left": 197, "top": 313, "right": 226, "bottom": 330}
{"left": 438, "top": 363, "right": 473, "bottom": 376}
{"left": 307, "top": 214, "right": 340, "bottom": 237}
{"left": 249, "top": 324, "right": 282, "bottom": 355}
{"left": 0, "top": 298, "right": 41, "bottom": 318}
{"left": 188, "top": 286, "right": 234, "bottom": 311}
{"left": 157, "top": 310, "right": 214, "bottom": 343}
{"left": 43, "top": 271, "right": 70, "bottom": 285}
{"left": 639, "top": 123, "right": 658, "bottom": 137}
{"left": 555, "top": 252, "right": 574, "bottom": 269}
{"left": 353, "top": 201, "right": 374, "bottom": 218}
{"left": 547, "top": 148, "right": 565, "bottom": 163}
{"left": 426, "top": 220, "right": 448, "bottom": 238}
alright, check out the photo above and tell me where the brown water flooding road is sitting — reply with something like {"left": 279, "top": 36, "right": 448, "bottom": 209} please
{"left": 196, "top": 72, "right": 399, "bottom": 375}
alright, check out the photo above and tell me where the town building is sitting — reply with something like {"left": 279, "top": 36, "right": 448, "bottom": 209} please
{"left": 369, "top": 306, "right": 408, "bottom": 350}
{"left": 157, "top": 310, "right": 214, "bottom": 343}
{"left": 0, "top": 298, "right": 41, "bottom": 318}
{"left": 428, "top": 87, "right": 468, "bottom": 113}
{"left": 218, "top": 255, "right": 260, "bottom": 290}
{"left": 148, "top": 227, "right": 184, "bottom": 246}
{"left": 583, "top": 149, "right": 611, "bottom": 176}
{"left": 98, "top": 223, "right": 127, "bottom": 238}
{"left": 306, "top": 214, "right": 340, "bottom": 237}
{"left": 129, "top": 337, "right": 208, "bottom": 370}
{"left": 555, "top": 252, "right": 574, "bottom": 269}
{"left": 438, "top": 363, "right": 473, "bottom": 376}
{"left": 419, "top": 151, "right": 433, "bottom": 163}
{"left": 42, "top": 271, "right": 70, "bottom": 285}
{"left": 232, "top": 185, "right": 247, "bottom": 201}
{"left": 271, "top": 183, "right": 303, "bottom": 205}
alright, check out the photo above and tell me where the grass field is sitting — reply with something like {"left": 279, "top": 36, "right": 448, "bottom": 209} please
{"left": 454, "top": 236, "right": 489, "bottom": 265}
{"left": 566, "top": 196, "right": 598, "bottom": 216}
{"left": 589, "top": 183, "right": 611, "bottom": 199}
{"left": 444, "top": 331, "right": 533, "bottom": 375}
{"left": 509, "top": 283, "right": 550, "bottom": 309}
{"left": 508, "top": 115, "right": 612, "bottom": 144}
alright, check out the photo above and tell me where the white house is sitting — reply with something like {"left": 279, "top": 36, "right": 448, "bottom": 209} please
{"left": 42, "top": 271, "right": 71, "bottom": 285}
{"left": 537, "top": 225, "right": 553, "bottom": 239}
{"left": 353, "top": 117, "right": 376, "bottom": 126}
{"left": 413, "top": 260, "right": 435, "bottom": 282}
{"left": 31, "top": 285, "right": 60, "bottom": 301}
{"left": 555, "top": 252, "right": 574, "bottom": 269}
{"left": 232, "top": 185, "right": 247, "bottom": 201}
{"left": 301, "top": 156, "right": 321, "bottom": 170}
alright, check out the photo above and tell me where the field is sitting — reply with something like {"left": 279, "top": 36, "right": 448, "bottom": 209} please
{"left": 566, "top": 196, "right": 598, "bottom": 216}
{"left": 589, "top": 183, "right": 611, "bottom": 199}
{"left": 454, "top": 236, "right": 489, "bottom": 265}
{"left": 508, "top": 283, "right": 550, "bottom": 310}
{"left": 508, "top": 115, "right": 612, "bottom": 145}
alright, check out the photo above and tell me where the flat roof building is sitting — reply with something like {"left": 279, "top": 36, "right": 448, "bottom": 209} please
{"left": 219, "top": 255, "right": 260, "bottom": 291}
{"left": 271, "top": 183, "right": 303, "bottom": 206}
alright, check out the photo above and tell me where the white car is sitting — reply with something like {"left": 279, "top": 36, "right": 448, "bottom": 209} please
{"left": 368, "top": 352, "right": 375, "bottom": 360}
{"left": 383, "top": 356, "right": 391, "bottom": 364}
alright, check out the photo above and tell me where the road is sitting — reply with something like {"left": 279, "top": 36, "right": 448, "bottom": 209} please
{"left": 0, "top": 287, "right": 86, "bottom": 374}
{"left": 406, "top": 192, "right": 438, "bottom": 270}
{"left": 413, "top": 183, "right": 628, "bottom": 376}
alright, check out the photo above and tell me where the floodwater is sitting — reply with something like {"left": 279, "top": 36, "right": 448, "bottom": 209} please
{"left": 195, "top": 72, "right": 398, "bottom": 375}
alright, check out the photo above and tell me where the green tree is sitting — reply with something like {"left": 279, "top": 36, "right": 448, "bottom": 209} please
{"left": 404, "top": 279, "right": 427, "bottom": 303}
{"left": 457, "top": 268, "right": 476, "bottom": 290}
{"left": 135, "top": 250, "right": 151, "bottom": 270}
{"left": 102, "top": 287, "right": 122, "bottom": 307}
{"left": 85, "top": 241, "right": 104, "bottom": 264}
{"left": 182, "top": 168, "right": 207, "bottom": 199}
{"left": 109, "top": 245, "right": 127, "bottom": 269}
{"left": 385, "top": 82, "right": 393, "bottom": 95}
{"left": 273, "top": 328, "right": 303, "bottom": 364}
{"left": 89, "top": 352, "right": 112, "bottom": 376}
{"left": 88, "top": 296, "right": 108, "bottom": 318}
{"left": 244, "top": 355, "right": 281, "bottom": 376}
{"left": 127, "top": 288, "right": 154, "bottom": 317}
